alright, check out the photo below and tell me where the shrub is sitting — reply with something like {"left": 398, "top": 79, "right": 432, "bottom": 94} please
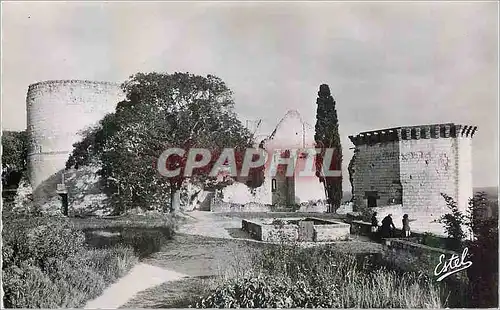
{"left": 438, "top": 193, "right": 468, "bottom": 250}
{"left": 420, "top": 232, "right": 445, "bottom": 249}
{"left": 435, "top": 191, "right": 499, "bottom": 307}
{"left": 43, "top": 258, "right": 107, "bottom": 307}
{"left": 196, "top": 274, "right": 340, "bottom": 308}
{"left": 3, "top": 262, "right": 60, "bottom": 308}
{"left": 2, "top": 216, "right": 86, "bottom": 270}
{"left": 467, "top": 193, "right": 498, "bottom": 308}
{"left": 83, "top": 226, "right": 174, "bottom": 258}
{"left": 194, "top": 243, "right": 443, "bottom": 308}
{"left": 2, "top": 216, "right": 140, "bottom": 308}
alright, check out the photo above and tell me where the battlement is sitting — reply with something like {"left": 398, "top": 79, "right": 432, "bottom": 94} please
{"left": 349, "top": 123, "right": 477, "bottom": 146}
{"left": 26, "top": 79, "right": 125, "bottom": 189}
{"left": 27, "top": 80, "right": 122, "bottom": 92}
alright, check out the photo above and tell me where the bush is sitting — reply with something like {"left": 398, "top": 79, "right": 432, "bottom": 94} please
{"left": 2, "top": 216, "right": 140, "bottom": 308}
{"left": 83, "top": 226, "right": 174, "bottom": 259}
{"left": 196, "top": 274, "right": 340, "bottom": 308}
{"left": 467, "top": 213, "right": 498, "bottom": 307}
{"left": 3, "top": 262, "right": 60, "bottom": 308}
{"left": 43, "top": 258, "right": 107, "bottom": 307}
{"left": 2, "top": 217, "right": 86, "bottom": 269}
{"left": 194, "top": 243, "right": 443, "bottom": 308}
{"left": 434, "top": 192, "right": 499, "bottom": 307}
{"left": 438, "top": 193, "right": 467, "bottom": 250}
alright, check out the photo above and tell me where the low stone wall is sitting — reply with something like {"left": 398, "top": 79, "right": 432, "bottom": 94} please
{"left": 211, "top": 201, "right": 272, "bottom": 213}
{"left": 383, "top": 238, "right": 458, "bottom": 257}
{"left": 314, "top": 224, "right": 350, "bottom": 241}
{"left": 307, "top": 217, "right": 350, "bottom": 242}
{"left": 242, "top": 219, "right": 263, "bottom": 240}
{"left": 297, "top": 203, "right": 327, "bottom": 213}
{"left": 349, "top": 220, "right": 373, "bottom": 236}
{"left": 242, "top": 218, "right": 350, "bottom": 242}
{"left": 242, "top": 219, "right": 298, "bottom": 242}
{"left": 348, "top": 219, "right": 456, "bottom": 251}
{"left": 262, "top": 224, "right": 299, "bottom": 242}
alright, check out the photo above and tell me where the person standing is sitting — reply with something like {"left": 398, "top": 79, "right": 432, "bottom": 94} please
{"left": 381, "top": 214, "right": 396, "bottom": 238}
{"left": 402, "top": 214, "right": 411, "bottom": 238}
{"left": 371, "top": 212, "right": 379, "bottom": 234}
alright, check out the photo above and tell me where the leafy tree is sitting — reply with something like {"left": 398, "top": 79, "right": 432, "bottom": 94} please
{"left": 2, "top": 131, "right": 28, "bottom": 190}
{"left": 439, "top": 191, "right": 499, "bottom": 307}
{"left": 465, "top": 192, "right": 498, "bottom": 308}
{"left": 66, "top": 72, "right": 259, "bottom": 214}
{"left": 347, "top": 148, "right": 358, "bottom": 202}
{"left": 314, "top": 84, "right": 342, "bottom": 213}
{"left": 437, "top": 193, "right": 468, "bottom": 250}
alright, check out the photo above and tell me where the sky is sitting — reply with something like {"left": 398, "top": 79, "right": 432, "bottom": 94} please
{"left": 2, "top": 1, "right": 498, "bottom": 188}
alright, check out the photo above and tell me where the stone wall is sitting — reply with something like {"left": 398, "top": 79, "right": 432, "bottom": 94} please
{"left": 272, "top": 171, "right": 295, "bottom": 206}
{"left": 399, "top": 137, "right": 457, "bottom": 220}
{"left": 349, "top": 123, "right": 476, "bottom": 230}
{"left": 26, "top": 80, "right": 125, "bottom": 190}
{"left": 211, "top": 200, "right": 272, "bottom": 212}
{"left": 456, "top": 132, "right": 473, "bottom": 214}
{"left": 310, "top": 218, "right": 350, "bottom": 241}
{"left": 351, "top": 140, "right": 401, "bottom": 209}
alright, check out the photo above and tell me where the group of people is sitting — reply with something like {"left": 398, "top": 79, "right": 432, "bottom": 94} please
{"left": 371, "top": 212, "right": 410, "bottom": 238}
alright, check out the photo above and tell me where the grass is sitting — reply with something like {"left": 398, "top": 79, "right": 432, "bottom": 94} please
{"left": 2, "top": 212, "right": 178, "bottom": 308}
{"left": 191, "top": 242, "right": 444, "bottom": 308}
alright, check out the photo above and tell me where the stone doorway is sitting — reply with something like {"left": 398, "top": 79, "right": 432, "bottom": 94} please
{"left": 364, "top": 191, "right": 380, "bottom": 208}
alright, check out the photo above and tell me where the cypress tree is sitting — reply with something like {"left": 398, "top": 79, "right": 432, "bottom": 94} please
{"left": 314, "top": 84, "right": 342, "bottom": 213}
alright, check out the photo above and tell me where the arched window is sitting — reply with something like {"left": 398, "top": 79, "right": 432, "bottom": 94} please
{"left": 272, "top": 179, "right": 277, "bottom": 192}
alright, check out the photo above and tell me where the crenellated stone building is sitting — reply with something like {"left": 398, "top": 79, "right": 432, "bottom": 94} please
{"left": 348, "top": 123, "right": 477, "bottom": 224}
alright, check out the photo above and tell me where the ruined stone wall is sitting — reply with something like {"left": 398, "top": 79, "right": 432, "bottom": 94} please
{"left": 26, "top": 80, "right": 125, "bottom": 189}
{"left": 399, "top": 124, "right": 475, "bottom": 220}
{"left": 349, "top": 124, "right": 476, "bottom": 227}
{"left": 456, "top": 133, "right": 473, "bottom": 214}
{"left": 399, "top": 137, "right": 457, "bottom": 220}
{"left": 351, "top": 141, "right": 401, "bottom": 209}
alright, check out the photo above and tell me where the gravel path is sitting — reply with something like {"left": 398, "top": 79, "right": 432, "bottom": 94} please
{"left": 84, "top": 212, "right": 257, "bottom": 308}
{"left": 86, "top": 211, "right": 384, "bottom": 308}
{"left": 177, "top": 211, "right": 242, "bottom": 239}
{"left": 84, "top": 263, "right": 188, "bottom": 309}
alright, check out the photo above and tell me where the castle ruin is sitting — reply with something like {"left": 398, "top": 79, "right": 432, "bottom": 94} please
{"left": 26, "top": 80, "right": 125, "bottom": 190}
{"left": 348, "top": 123, "right": 477, "bottom": 226}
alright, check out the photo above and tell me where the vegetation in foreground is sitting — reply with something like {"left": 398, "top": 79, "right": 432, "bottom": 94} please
{"left": 192, "top": 243, "right": 443, "bottom": 308}
{"left": 437, "top": 191, "right": 499, "bottom": 308}
{"left": 2, "top": 213, "right": 177, "bottom": 308}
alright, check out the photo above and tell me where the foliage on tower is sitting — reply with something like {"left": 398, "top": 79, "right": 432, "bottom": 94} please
{"left": 66, "top": 72, "right": 256, "bottom": 214}
{"left": 347, "top": 148, "right": 357, "bottom": 202}
{"left": 314, "top": 84, "right": 342, "bottom": 213}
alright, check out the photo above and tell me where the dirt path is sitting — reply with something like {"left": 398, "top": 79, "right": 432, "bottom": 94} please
{"left": 84, "top": 263, "right": 188, "bottom": 309}
{"left": 84, "top": 212, "right": 260, "bottom": 308}
{"left": 88, "top": 211, "right": 384, "bottom": 308}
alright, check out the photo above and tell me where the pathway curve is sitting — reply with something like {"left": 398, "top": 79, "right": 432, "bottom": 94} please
{"left": 84, "top": 212, "right": 245, "bottom": 308}
{"left": 85, "top": 211, "right": 384, "bottom": 308}
{"left": 84, "top": 263, "right": 188, "bottom": 309}
{"left": 177, "top": 211, "right": 241, "bottom": 238}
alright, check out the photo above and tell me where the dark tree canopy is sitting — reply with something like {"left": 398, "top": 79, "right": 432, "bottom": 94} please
{"left": 314, "top": 84, "right": 343, "bottom": 213}
{"left": 2, "top": 130, "right": 28, "bottom": 190}
{"left": 66, "top": 72, "right": 261, "bottom": 213}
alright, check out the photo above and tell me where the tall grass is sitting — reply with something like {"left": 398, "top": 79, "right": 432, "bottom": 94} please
{"left": 2, "top": 213, "right": 177, "bottom": 308}
{"left": 194, "top": 241, "right": 443, "bottom": 308}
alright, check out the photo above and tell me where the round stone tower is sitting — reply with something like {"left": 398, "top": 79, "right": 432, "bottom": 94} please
{"left": 26, "top": 80, "right": 125, "bottom": 190}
